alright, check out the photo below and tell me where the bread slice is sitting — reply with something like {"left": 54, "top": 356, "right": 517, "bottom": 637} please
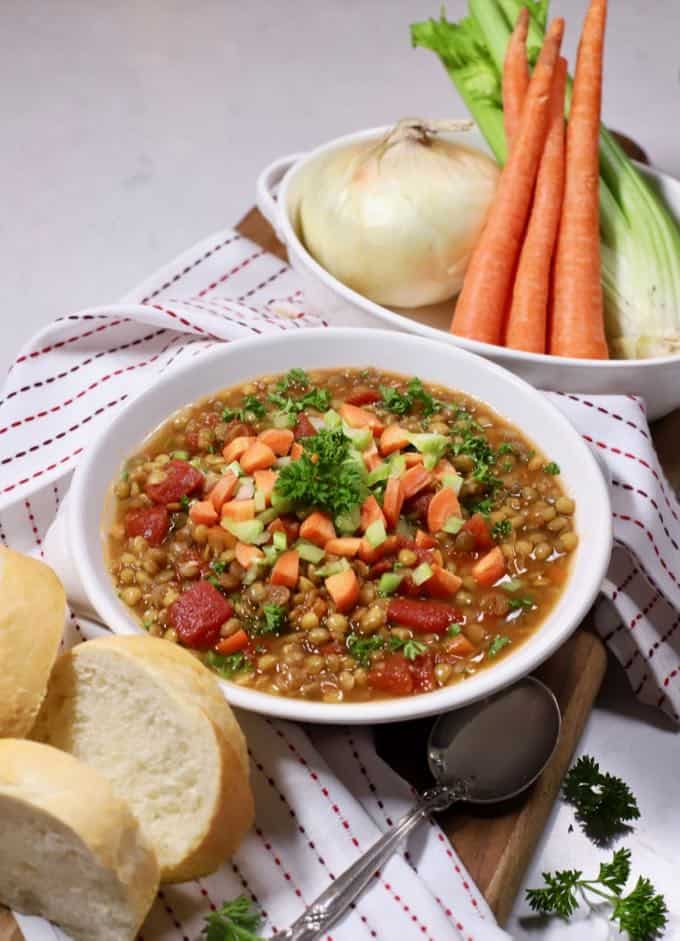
{"left": 0, "top": 739, "right": 159, "bottom": 941}
{"left": 33, "top": 635, "right": 254, "bottom": 883}
{"left": 0, "top": 547, "right": 66, "bottom": 738}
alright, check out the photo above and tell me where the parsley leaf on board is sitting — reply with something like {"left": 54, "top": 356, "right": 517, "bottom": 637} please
{"left": 526, "top": 849, "right": 667, "bottom": 941}
{"left": 274, "top": 428, "right": 366, "bottom": 518}
{"left": 562, "top": 755, "right": 640, "bottom": 842}
{"left": 201, "top": 895, "right": 264, "bottom": 940}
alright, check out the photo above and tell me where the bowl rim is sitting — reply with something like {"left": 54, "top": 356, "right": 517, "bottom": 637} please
{"left": 275, "top": 123, "right": 680, "bottom": 370}
{"left": 67, "top": 326, "right": 613, "bottom": 724}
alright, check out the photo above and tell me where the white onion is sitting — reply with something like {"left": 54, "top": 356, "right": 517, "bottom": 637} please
{"left": 234, "top": 479, "right": 254, "bottom": 500}
{"left": 296, "top": 119, "right": 500, "bottom": 308}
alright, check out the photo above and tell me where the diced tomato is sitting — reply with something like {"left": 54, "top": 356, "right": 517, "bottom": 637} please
{"left": 387, "top": 597, "right": 462, "bottom": 633}
{"left": 370, "top": 558, "right": 395, "bottom": 576}
{"left": 367, "top": 654, "right": 414, "bottom": 695}
{"left": 415, "top": 529, "right": 437, "bottom": 549}
{"left": 124, "top": 506, "right": 169, "bottom": 546}
{"left": 145, "top": 459, "right": 204, "bottom": 505}
{"left": 410, "top": 653, "right": 436, "bottom": 693}
{"left": 344, "top": 388, "right": 382, "bottom": 406}
{"left": 462, "top": 513, "right": 495, "bottom": 551}
{"left": 424, "top": 565, "right": 463, "bottom": 599}
{"left": 294, "top": 412, "right": 316, "bottom": 439}
{"left": 168, "top": 581, "right": 234, "bottom": 650}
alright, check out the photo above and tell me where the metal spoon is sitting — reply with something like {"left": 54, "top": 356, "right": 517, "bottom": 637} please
{"left": 270, "top": 677, "right": 561, "bottom": 941}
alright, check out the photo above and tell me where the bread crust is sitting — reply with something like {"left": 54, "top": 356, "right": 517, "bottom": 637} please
{"left": 0, "top": 548, "right": 66, "bottom": 738}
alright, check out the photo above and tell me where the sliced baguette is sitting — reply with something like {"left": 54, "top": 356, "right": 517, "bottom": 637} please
{"left": 33, "top": 635, "right": 254, "bottom": 883}
{"left": 0, "top": 547, "right": 66, "bottom": 738}
{"left": 0, "top": 739, "right": 159, "bottom": 941}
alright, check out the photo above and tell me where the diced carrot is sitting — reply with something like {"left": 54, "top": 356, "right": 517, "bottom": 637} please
{"left": 472, "top": 546, "right": 506, "bottom": 587}
{"left": 446, "top": 634, "right": 476, "bottom": 658}
{"left": 215, "top": 629, "right": 249, "bottom": 656}
{"left": 360, "top": 494, "right": 386, "bottom": 532}
{"left": 339, "top": 402, "right": 383, "bottom": 432}
{"left": 383, "top": 477, "right": 404, "bottom": 530}
{"left": 401, "top": 465, "right": 432, "bottom": 499}
{"left": 221, "top": 499, "right": 255, "bottom": 521}
{"left": 254, "top": 469, "right": 278, "bottom": 505}
{"left": 425, "top": 564, "right": 463, "bottom": 600}
{"left": 271, "top": 549, "right": 300, "bottom": 588}
{"left": 235, "top": 542, "right": 264, "bottom": 569}
{"left": 363, "top": 444, "right": 383, "bottom": 472}
{"left": 300, "top": 511, "right": 336, "bottom": 546}
{"left": 258, "top": 428, "right": 294, "bottom": 456}
{"left": 379, "top": 424, "right": 410, "bottom": 456}
{"left": 222, "top": 436, "right": 252, "bottom": 464}
{"left": 325, "top": 537, "right": 362, "bottom": 557}
{"left": 427, "top": 487, "right": 462, "bottom": 533}
{"left": 404, "top": 452, "right": 424, "bottom": 467}
{"left": 290, "top": 442, "right": 303, "bottom": 460}
{"left": 434, "top": 459, "right": 457, "bottom": 481}
{"left": 415, "top": 529, "right": 437, "bottom": 549}
{"left": 358, "top": 534, "right": 400, "bottom": 564}
{"left": 209, "top": 471, "right": 239, "bottom": 512}
{"left": 189, "top": 500, "right": 219, "bottom": 526}
{"left": 240, "top": 441, "right": 277, "bottom": 474}
{"left": 325, "top": 568, "right": 359, "bottom": 613}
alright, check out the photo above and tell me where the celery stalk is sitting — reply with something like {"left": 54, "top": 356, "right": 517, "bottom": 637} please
{"left": 411, "top": 1, "right": 680, "bottom": 358}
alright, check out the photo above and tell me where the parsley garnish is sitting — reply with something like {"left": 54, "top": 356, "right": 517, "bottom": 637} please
{"left": 379, "top": 377, "right": 442, "bottom": 417}
{"left": 201, "top": 895, "right": 264, "bottom": 940}
{"left": 275, "top": 368, "right": 310, "bottom": 391}
{"left": 268, "top": 386, "right": 331, "bottom": 418}
{"left": 205, "top": 650, "right": 251, "bottom": 678}
{"left": 388, "top": 636, "right": 427, "bottom": 660}
{"left": 447, "top": 624, "right": 462, "bottom": 637}
{"left": 179, "top": 494, "right": 190, "bottom": 511}
{"left": 491, "top": 519, "right": 512, "bottom": 540}
{"left": 526, "top": 849, "right": 667, "bottom": 941}
{"left": 497, "top": 442, "right": 515, "bottom": 456}
{"left": 207, "top": 575, "right": 223, "bottom": 589}
{"left": 563, "top": 755, "right": 640, "bottom": 842}
{"left": 470, "top": 496, "right": 494, "bottom": 516}
{"left": 259, "top": 603, "right": 287, "bottom": 635}
{"left": 222, "top": 395, "right": 267, "bottom": 423}
{"left": 274, "top": 428, "right": 366, "bottom": 517}
{"left": 346, "top": 633, "right": 384, "bottom": 666}
{"left": 450, "top": 419, "right": 502, "bottom": 493}
{"left": 487, "top": 635, "right": 511, "bottom": 657}
{"left": 508, "top": 596, "right": 534, "bottom": 611}
{"left": 544, "top": 461, "right": 561, "bottom": 475}
{"left": 211, "top": 560, "right": 227, "bottom": 574}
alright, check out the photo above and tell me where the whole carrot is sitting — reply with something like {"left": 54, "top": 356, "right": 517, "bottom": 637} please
{"left": 505, "top": 56, "right": 567, "bottom": 354}
{"left": 550, "top": 0, "right": 609, "bottom": 359}
{"left": 503, "top": 7, "right": 530, "bottom": 150}
{"left": 451, "top": 17, "right": 565, "bottom": 346}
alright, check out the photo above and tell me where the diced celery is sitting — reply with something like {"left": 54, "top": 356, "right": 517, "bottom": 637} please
{"left": 413, "top": 562, "right": 433, "bottom": 586}
{"left": 443, "top": 516, "right": 464, "bottom": 534}
{"left": 335, "top": 505, "right": 361, "bottom": 535}
{"left": 367, "top": 462, "right": 390, "bottom": 486}
{"left": 501, "top": 577, "right": 524, "bottom": 593}
{"left": 342, "top": 421, "right": 372, "bottom": 451}
{"left": 296, "top": 540, "right": 326, "bottom": 563}
{"left": 273, "top": 530, "right": 287, "bottom": 551}
{"left": 221, "top": 518, "right": 264, "bottom": 543}
{"left": 314, "top": 558, "right": 350, "bottom": 578}
{"left": 271, "top": 491, "right": 294, "bottom": 511}
{"left": 272, "top": 410, "right": 296, "bottom": 429}
{"left": 388, "top": 454, "right": 406, "bottom": 477}
{"left": 323, "top": 409, "right": 342, "bottom": 430}
{"left": 442, "top": 473, "right": 463, "bottom": 494}
{"left": 226, "top": 461, "right": 243, "bottom": 477}
{"left": 263, "top": 545, "right": 279, "bottom": 566}
{"left": 254, "top": 490, "right": 266, "bottom": 512}
{"left": 378, "top": 571, "right": 405, "bottom": 596}
{"left": 171, "top": 450, "right": 190, "bottom": 460}
{"left": 365, "top": 519, "right": 387, "bottom": 548}
{"left": 408, "top": 432, "right": 448, "bottom": 454}
{"left": 257, "top": 507, "right": 279, "bottom": 525}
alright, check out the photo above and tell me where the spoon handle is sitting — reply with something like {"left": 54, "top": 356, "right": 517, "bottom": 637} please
{"left": 268, "top": 784, "right": 461, "bottom": 941}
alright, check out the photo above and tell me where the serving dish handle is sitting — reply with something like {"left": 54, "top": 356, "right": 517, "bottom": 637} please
{"left": 255, "top": 153, "right": 305, "bottom": 241}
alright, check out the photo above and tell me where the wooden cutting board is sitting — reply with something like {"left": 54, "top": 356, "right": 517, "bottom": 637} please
{"left": 0, "top": 209, "right": 609, "bottom": 939}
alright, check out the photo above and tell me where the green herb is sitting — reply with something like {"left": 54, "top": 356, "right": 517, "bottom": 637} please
{"left": 487, "top": 634, "right": 511, "bottom": 657}
{"left": 497, "top": 443, "right": 515, "bottom": 456}
{"left": 179, "top": 494, "right": 190, "bottom": 511}
{"left": 379, "top": 376, "right": 442, "bottom": 417}
{"left": 274, "top": 428, "right": 366, "bottom": 518}
{"left": 205, "top": 651, "right": 251, "bottom": 678}
{"left": 260, "top": 603, "right": 287, "bottom": 635}
{"left": 207, "top": 575, "right": 223, "bottom": 589}
{"left": 222, "top": 395, "right": 267, "bottom": 424}
{"left": 491, "top": 519, "right": 512, "bottom": 540}
{"left": 447, "top": 624, "right": 462, "bottom": 637}
{"left": 470, "top": 496, "right": 494, "bottom": 516}
{"left": 275, "top": 368, "right": 310, "bottom": 391}
{"left": 544, "top": 462, "right": 561, "bottom": 475}
{"left": 268, "top": 384, "right": 331, "bottom": 418}
{"left": 450, "top": 419, "right": 502, "bottom": 493}
{"left": 346, "top": 633, "right": 384, "bottom": 666}
{"left": 526, "top": 849, "right": 667, "bottom": 941}
{"left": 501, "top": 460, "right": 514, "bottom": 473}
{"left": 389, "top": 636, "right": 427, "bottom": 660}
{"left": 508, "top": 596, "right": 534, "bottom": 611}
{"left": 201, "top": 895, "right": 264, "bottom": 940}
{"left": 563, "top": 755, "right": 640, "bottom": 842}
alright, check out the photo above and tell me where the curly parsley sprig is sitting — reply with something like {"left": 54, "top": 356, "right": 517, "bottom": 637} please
{"left": 563, "top": 755, "right": 640, "bottom": 842}
{"left": 201, "top": 895, "right": 264, "bottom": 940}
{"left": 527, "top": 849, "right": 667, "bottom": 941}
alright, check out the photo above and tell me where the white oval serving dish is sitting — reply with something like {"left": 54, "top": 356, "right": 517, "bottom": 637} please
{"left": 256, "top": 125, "right": 680, "bottom": 421}
{"left": 54, "top": 328, "right": 612, "bottom": 724}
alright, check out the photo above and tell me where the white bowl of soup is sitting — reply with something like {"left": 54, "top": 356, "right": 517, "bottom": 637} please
{"left": 59, "top": 328, "right": 611, "bottom": 724}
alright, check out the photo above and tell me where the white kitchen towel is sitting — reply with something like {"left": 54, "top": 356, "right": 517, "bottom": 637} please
{"left": 1, "top": 226, "right": 679, "bottom": 941}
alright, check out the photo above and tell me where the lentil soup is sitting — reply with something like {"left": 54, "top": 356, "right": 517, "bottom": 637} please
{"left": 106, "top": 368, "right": 576, "bottom": 702}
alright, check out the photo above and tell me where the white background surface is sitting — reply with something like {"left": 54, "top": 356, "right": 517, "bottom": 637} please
{"left": 2, "top": 1, "right": 679, "bottom": 938}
